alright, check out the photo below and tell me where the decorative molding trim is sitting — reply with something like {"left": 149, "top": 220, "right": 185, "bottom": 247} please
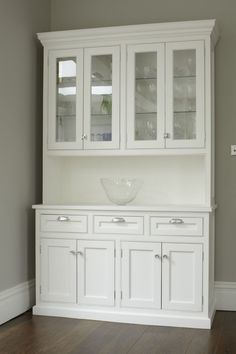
{"left": 0, "top": 279, "right": 35, "bottom": 325}
{"left": 38, "top": 19, "right": 219, "bottom": 47}
{"left": 215, "top": 281, "right": 236, "bottom": 311}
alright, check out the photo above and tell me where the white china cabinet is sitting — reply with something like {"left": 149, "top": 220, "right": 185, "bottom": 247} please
{"left": 33, "top": 20, "right": 219, "bottom": 329}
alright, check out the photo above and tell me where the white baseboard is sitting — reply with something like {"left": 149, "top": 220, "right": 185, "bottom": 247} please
{"left": 0, "top": 279, "right": 35, "bottom": 325}
{"left": 215, "top": 281, "right": 236, "bottom": 311}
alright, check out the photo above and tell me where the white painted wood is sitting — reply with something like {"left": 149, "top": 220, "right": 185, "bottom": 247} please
{"left": 84, "top": 46, "right": 120, "bottom": 150}
{"left": 0, "top": 280, "right": 35, "bottom": 325}
{"left": 165, "top": 41, "right": 205, "bottom": 148}
{"left": 93, "top": 215, "right": 144, "bottom": 235}
{"left": 37, "top": 20, "right": 219, "bottom": 48}
{"left": 126, "top": 43, "right": 165, "bottom": 149}
{"left": 48, "top": 49, "right": 84, "bottom": 150}
{"left": 41, "top": 239, "right": 76, "bottom": 303}
{"left": 162, "top": 243, "right": 203, "bottom": 311}
{"left": 121, "top": 242, "right": 162, "bottom": 309}
{"left": 40, "top": 214, "right": 87, "bottom": 233}
{"left": 150, "top": 216, "right": 203, "bottom": 236}
{"left": 77, "top": 240, "right": 115, "bottom": 306}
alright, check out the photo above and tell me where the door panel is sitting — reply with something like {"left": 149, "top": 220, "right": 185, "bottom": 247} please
{"left": 121, "top": 242, "right": 161, "bottom": 309}
{"left": 162, "top": 243, "right": 203, "bottom": 311}
{"left": 77, "top": 240, "right": 115, "bottom": 306}
{"left": 41, "top": 238, "right": 76, "bottom": 303}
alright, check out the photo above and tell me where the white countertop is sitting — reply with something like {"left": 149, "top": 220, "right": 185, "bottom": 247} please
{"left": 32, "top": 203, "right": 216, "bottom": 212}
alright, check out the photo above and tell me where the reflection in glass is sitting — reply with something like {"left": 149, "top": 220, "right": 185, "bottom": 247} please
{"left": 173, "top": 50, "right": 196, "bottom": 140}
{"left": 90, "top": 55, "right": 112, "bottom": 142}
{"left": 56, "top": 57, "right": 76, "bottom": 142}
{"left": 135, "top": 52, "right": 157, "bottom": 141}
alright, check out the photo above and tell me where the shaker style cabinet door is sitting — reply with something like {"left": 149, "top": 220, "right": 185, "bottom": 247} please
{"left": 165, "top": 41, "right": 205, "bottom": 148}
{"left": 162, "top": 243, "right": 203, "bottom": 311}
{"left": 48, "top": 49, "right": 84, "bottom": 150}
{"left": 77, "top": 240, "right": 115, "bottom": 306}
{"left": 40, "top": 239, "right": 76, "bottom": 303}
{"left": 121, "top": 242, "right": 162, "bottom": 309}
{"left": 126, "top": 43, "right": 165, "bottom": 149}
{"left": 83, "top": 47, "right": 120, "bottom": 150}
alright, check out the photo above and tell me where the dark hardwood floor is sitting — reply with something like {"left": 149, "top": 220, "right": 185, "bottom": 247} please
{"left": 0, "top": 311, "right": 235, "bottom": 354}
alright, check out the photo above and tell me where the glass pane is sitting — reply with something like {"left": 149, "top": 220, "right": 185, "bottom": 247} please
{"left": 135, "top": 52, "right": 157, "bottom": 141}
{"left": 173, "top": 49, "right": 196, "bottom": 140}
{"left": 56, "top": 57, "right": 76, "bottom": 142}
{"left": 90, "top": 55, "right": 112, "bottom": 142}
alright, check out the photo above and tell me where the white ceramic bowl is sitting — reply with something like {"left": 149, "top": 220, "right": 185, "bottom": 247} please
{"left": 100, "top": 178, "right": 142, "bottom": 205}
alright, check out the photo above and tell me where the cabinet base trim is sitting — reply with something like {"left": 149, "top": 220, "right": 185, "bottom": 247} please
{"left": 0, "top": 279, "right": 35, "bottom": 325}
{"left": 33, "top": 305, "right": 212, "bottom": 329}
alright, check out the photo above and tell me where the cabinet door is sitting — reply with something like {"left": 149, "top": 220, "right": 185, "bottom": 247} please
{"left": 48, "top": 49, "right": 83, "bottom": 149}
{"left": 165, "top": 41, "right": 204, "bottom": 148}
{"left": 162, "top": 243, "right": 203, "bottom": 311}
{"left": 84, "top": 47, "right": 120, "bottom": 150}
{"left": 127, "top": 43, "right": 165, "bottom": 149}
{"left": 121, "top": 242, "right": 161, "bottom": 309}
{"left": 77, "top": 240, "right": 115, "bottom": 306}
{"left": 41, "top": 239, "right": 76, "bottom": 303}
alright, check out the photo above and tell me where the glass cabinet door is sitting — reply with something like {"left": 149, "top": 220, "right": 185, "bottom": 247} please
{"left": 126, "top": 44, "right": 165, "bottom": 149}
{"left": 165, "top": 41, "right": 204, "bottom": 148}
{"left": 84, "top": 47, "right": 120, "bottom": 150}
{"left": 48, "top": 49, "right": 83, "bottom": 150}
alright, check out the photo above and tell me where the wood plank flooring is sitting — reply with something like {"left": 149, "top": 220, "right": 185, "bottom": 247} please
{"left": 0, "top": 311, "right": 235, "bottom": 354}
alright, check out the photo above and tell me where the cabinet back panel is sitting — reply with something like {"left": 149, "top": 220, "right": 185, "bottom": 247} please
{"left": 44, "top": 156, "right": 205, "bottom": 205}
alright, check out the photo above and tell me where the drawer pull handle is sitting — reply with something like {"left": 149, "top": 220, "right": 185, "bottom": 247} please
{"left": 163, "top": 254, "right": 169, "bottom": 259}
{"left": 169, "top": 218, "right": 184, "bottom": 224}
{"left": 112, "top": 217, "right": 126, "bottom": 223}
{"left": 70, "top": 250, "right": 77, "bottom": 255}
{"left": 57, "top": 216, "right": 70, "bottom": 222}
{"left": 155, "top": 254, "right": 161, "bottom": 259}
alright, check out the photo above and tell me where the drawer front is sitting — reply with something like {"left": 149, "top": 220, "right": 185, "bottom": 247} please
{"left": 150, "top": 216, "right": 203, "bottom": 236}
{"left": 93, "top": 215, "right": 144, "bottom": 235}
{"left": 41, "top": 214, "right": 87, "bottom": 233}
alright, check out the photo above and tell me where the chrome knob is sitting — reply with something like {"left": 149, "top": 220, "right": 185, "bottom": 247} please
{"left": 70, "top": 250, "right": 77, "bottom": 255}
{"left": 164, "top": 133, "right": 170, "bottom": 139}
{"left": 81, "top": 134, "right": 87, "bottom": 140}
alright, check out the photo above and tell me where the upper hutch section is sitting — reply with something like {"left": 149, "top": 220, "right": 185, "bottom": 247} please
{"left": 38, "top": 20, "right": 219, "bottom": 156}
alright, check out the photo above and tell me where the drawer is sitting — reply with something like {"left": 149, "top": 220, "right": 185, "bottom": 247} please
{"left": 150, "top": 216, "right": 203, "bottom": 236}
{"left": 40, "top": 214, "right": 87, "bottom": 233}
{"left": 93, "top": 215, "right": 144, "bottom": 235}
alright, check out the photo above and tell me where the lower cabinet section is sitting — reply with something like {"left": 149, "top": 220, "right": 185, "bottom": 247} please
{"left": 40, "top": 239, "right": 203, "bottom": 313}
{"left": 121, "top": 242, "right": 203, "bottom": 312}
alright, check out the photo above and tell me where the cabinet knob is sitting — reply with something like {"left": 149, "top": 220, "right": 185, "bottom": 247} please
{"left": 57, "top": 216, "right": 70, "bottom": 222}
{"left": 155, "top": 254, "right": 161, "bottom": 259}
{"left": 77, "top": 251, "right": 83, "bottom": 256}
{"left": 112, "top": 217, "right": 126, "bottom": 223}
{"left": 163, "top": 254, "right": 169, "bottom": 259}
{"left": 70, "top": 250, "right": 77, "bottom": 255}
{"left": 164, "top": 133, "right": 170, "bottom": 139}
{"left": 81, "top": 134, "right": 87, "bottom": 140}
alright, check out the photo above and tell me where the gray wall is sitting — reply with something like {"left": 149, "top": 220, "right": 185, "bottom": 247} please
{"left": 0, "top": 0, "right": 50, "bottom": 292}
{"left": 50, "top": 0, "right": 236, "bottom": 282}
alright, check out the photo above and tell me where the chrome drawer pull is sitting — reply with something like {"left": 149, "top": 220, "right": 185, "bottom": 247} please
{"left": 163, "top": 254, "right": 169, "bottom": 259}
{"left": 70, "top": 250, "right": 77, "bottom": 255}
{"left": 70, "top": 250, "right": 83, "bottom": 256}
{"left": 169, "top": 218, "right": 184, "bottom": 225}
{"left": 112, "top": 217, "right": 126, "bottom": 223}
{"left": 57, "top": 216, "right": 70, "bottom": 222}
{"left": 155, "top": 254, "right": 161, "bottom": 259}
